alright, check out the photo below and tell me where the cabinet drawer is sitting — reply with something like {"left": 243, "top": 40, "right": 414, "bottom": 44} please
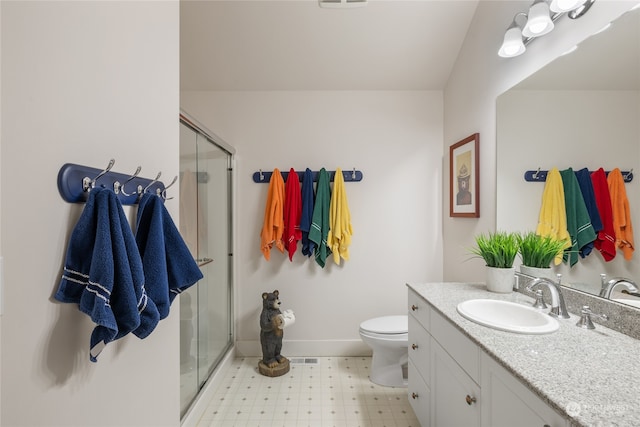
{"left": 408, "top": 289, "right": 430, "bottom": 330}
{"left": 408, "top": 358, "right": 431, "bottom": 427}
{"left": 430, "top": 308, "right": 479, "bottom": 382}
{"left": 408, "top": 314, "right": 431, "bottom": 386}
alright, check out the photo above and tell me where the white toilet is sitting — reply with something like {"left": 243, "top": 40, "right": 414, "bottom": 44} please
{"left": 359, "top": 315, "right": 408, "bottom": 387}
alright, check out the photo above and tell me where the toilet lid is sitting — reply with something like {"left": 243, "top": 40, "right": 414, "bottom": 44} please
{"left": 360, "top": 315, "right": 407, "bottom": 334}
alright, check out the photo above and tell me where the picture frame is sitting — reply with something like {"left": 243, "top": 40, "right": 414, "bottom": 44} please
{"left": 449, "top": 133, "right": 480, "bottom": 218}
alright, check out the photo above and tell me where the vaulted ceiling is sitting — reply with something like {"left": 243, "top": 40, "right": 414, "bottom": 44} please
{"left": 180, "top": 0, "right": 480, "bottom": 91}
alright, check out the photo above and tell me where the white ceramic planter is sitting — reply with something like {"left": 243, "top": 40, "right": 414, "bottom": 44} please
{"left": 519, "top": 265, "right": 553, "bottom": 280}
{"left": 485, "top": 266, "right": 516, "bottom": 293}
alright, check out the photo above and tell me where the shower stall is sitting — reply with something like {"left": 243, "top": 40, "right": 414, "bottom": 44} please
{"left": 179, "top": 112, "right": 235, "bottom": 417}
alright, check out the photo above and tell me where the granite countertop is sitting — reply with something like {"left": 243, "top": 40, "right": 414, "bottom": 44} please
{"left": 407, "top": 282, "right": 640, "bottom": 427}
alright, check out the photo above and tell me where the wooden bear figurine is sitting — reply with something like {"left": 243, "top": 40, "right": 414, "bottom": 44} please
{"left": 258, "top": 290, "right": 289, "bottom": 376}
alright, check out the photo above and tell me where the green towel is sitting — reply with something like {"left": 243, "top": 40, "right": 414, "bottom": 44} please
{"left": 560, "top": 168, "right": 596, "bottom": 267}
{"left": 308, "top": 168, "right": 332, "bottom": 267}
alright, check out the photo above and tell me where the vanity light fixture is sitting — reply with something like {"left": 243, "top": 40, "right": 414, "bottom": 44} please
{"left": 499, "top": 0, "right": 596, "bottom": 58}
{"left": 498, "top": 13, "right": 527, "bottom": 58}
{"left": 523, "top": 0, "right": 555, "bottom": 37}
{"left": 549, "top": 0, "right": 586, "bottom": 13}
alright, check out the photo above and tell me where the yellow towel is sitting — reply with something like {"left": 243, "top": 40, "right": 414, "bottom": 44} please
{"left": 327, "top": 168, "right": 353, "bottom": 264}
{"left": 260, "top": 169, "right": 285, "bottom": 260}
{"left": 535, "top": 168, "right": 571, "bottom": 265}
{"left": 607, "top": 168, "right": 634, "bottom": 260}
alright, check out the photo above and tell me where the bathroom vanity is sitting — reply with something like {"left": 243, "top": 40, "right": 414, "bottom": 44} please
{"left": 407, "top": 282, "right": 640, "bottom": 427}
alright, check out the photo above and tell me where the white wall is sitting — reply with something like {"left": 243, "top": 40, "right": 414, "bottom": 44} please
{"left": 1, "top": 2, "right": 180, "bottom": 426}
{"left": 181, "top": 90, "right": 442, "bottom": 356}
{"left": 443, "top": 0, "right": 636, "bottom": 281}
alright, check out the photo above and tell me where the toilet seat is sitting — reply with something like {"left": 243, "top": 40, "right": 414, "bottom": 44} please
{"left": 359, "top": 315, "right": 408, "bottom": 335}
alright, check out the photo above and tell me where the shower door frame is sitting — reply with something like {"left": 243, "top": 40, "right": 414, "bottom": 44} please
{"left": 179, "top": 110, "right": 235, "bottom": 419}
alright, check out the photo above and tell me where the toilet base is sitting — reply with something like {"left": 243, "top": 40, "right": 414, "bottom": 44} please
{"left": 369, "top": 351, "right": 408, "bottom": 388}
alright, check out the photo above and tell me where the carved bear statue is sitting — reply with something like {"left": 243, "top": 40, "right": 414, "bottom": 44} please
{"left": 260, "top": 290, "right": 285, "bottom": 369}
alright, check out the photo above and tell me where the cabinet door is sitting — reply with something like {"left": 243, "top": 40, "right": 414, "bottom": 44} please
{"left": 408, "top": 358, "right": 431, "bottom": 427}
{"left": 431, "top": 339, "right": 481, "bottom": 427}
{"left": 481, "top": 353, "right": 568, "bottom": 427}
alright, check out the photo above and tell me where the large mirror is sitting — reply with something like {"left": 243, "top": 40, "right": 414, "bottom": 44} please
{"left": 497, "top": 6, "right": 640, "bottom": 308}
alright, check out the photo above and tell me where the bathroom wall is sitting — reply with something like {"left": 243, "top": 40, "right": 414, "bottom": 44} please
{"left": 442, "top": 0, "right": 635, "bottom": 282}
{"left": 181, "top": 90, "right": 443, "bottom": 356}
{"left": 1, "top": 2, "right": 180, "bottom": 426}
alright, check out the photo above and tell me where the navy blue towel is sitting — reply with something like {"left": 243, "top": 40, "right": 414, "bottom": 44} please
{"left": 299, "top": 168, "right": 316, "bottom": 257}
{"left": 135, "top": 192, "right": 203, "bottom": 319}
{"left": 575, "top": 168, "right": 603, "bottom": 258}
{"left": 55, "top": 187, "right": 160, "bottom": 362}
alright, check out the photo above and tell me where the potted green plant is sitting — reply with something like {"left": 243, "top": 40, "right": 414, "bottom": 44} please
{"left": 517, "top": 232, "right": 567, "bottom": 279}
{"left": 470, "top": 231, "right": 519, "bottom": 293}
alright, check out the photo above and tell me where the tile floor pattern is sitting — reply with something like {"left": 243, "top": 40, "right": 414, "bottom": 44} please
{"left": 196, "top": 356, "right": 420, "bottom": 427}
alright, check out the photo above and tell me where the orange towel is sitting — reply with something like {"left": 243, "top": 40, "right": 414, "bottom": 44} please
{"left": 260, "top": 169, "right": 285, "bottom": 260}
{"left": 607, "top": 168, "right": 634, "bottom": 260}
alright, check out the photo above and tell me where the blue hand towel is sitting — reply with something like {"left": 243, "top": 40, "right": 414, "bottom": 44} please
{"left": 55, "top": 187, "right": 160, "bottom": 362}
{"left": 135, "top": 192, "right": 203, "bottom": 319}
{"left": 575, "top": 168, "right": 602, "bottom": 258}
{"left": 299, "top": 168, "right": 316, "bottom": 257}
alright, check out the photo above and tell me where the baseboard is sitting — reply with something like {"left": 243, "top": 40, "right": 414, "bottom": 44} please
{"left": 235, "top": 339, "right": 371, "bottom": 358}
{"left": 181, "top": 346, "right": 236, "bottom": 427}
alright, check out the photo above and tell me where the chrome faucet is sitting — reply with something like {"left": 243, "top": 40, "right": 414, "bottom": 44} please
{"left": 599, "top": 276, "right": 639, "bottom": 299}
{"left": 526, "top": 275, "right": 571, "bottom": 319}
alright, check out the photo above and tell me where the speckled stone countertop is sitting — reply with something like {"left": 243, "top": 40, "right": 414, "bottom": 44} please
{"left": 407, "top": 282, "right": 640, "bottom": 427}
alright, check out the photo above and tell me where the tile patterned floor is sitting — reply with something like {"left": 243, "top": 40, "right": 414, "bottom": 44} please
{"left": 195, "top": 356, "right": 419, "bottom": 427}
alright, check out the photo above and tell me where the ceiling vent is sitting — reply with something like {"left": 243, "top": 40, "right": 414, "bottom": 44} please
{"left": 319, "top": 0, "right": 368, "bottom": 9}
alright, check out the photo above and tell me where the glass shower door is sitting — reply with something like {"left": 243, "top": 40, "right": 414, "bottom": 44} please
{"left": 179, "top": 117, "right": 233, "bottom": 417}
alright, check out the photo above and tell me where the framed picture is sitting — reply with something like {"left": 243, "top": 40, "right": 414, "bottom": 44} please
{"left": 449, "top": 133, "right": 479, "bottom": 217}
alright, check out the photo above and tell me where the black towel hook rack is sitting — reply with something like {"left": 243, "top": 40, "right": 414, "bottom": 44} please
{"left": 252, "top": 168, "right": 364, "bottom": 183}
{"left": 524, "top": 168, "right": 634, "bottom": 183}
{"left": 58, "top": 160, "right": 168, "bottom": 205}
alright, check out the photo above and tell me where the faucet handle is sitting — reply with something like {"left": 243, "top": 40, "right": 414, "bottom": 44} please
{"left": 532, "top": 290, "right": 547, "bottom": 310}
{"left": 600, "top": 273, "right": 607, "bottom": 286}
{"left": 556, "top": 273, "right": 562, "bottom": 285}
{"left": 576, "top": 306, "right": 609, "bottom": 330}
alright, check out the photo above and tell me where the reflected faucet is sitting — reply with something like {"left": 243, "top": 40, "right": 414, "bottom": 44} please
{"left": 599, "top": 276, "right": 639, "bottom": 299}
{"left": 526, "top": 276, "right": 571, "bottom": 319}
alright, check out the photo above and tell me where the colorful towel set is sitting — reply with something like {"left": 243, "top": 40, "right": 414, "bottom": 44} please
{"left": 536, "top": 167, "right": 633, "bottom": 267}
{"left": 55, "top": 187, "right": 203, "bottom": 362}
{"left": 260, "top": 167, "right": 353, "bottom": 267}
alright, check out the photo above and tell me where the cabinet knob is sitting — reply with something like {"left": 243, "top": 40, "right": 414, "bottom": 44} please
{"left": 411, "top": 343, "right": 418, "bottom": 350}
{"left": 465, "top": 395, "right": 476, "bottom": 405}
{"left": 411, "top": 304, "right": 418, "bottom": 311}
{"left": 411, "top": 392, "right": 419, "bottom": 399}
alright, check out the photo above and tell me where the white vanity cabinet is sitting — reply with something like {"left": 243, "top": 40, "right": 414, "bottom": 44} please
{"left": 480, "top": 353, "right": 567, "bottom": 427}
{"left": 408, "top": 288, "right": 568, "bottom": 427}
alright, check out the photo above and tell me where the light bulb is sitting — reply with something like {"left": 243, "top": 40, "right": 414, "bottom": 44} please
{"left": 523, "top": 1, "right": 554, "bottom": 37}
{"left": 550, "top": 0, "right": 586, "bottom": 13}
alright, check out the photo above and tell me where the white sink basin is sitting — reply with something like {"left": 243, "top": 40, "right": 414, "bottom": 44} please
{"left": 457, "top": 299, "right": 559, "bottom": 334}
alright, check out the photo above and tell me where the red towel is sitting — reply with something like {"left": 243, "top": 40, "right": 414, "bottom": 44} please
{"left": 591, "top": 168, "right": 616, "bottom": 261}
{"left": 283, "top": 168, "right": 302, "bottom": 261}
